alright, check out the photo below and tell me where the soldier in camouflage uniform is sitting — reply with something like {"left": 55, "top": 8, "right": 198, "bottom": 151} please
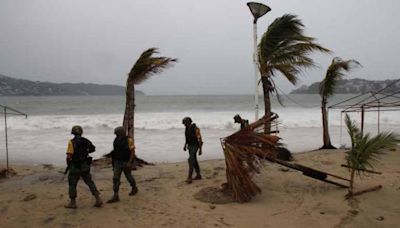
{"left": 107, "top": 126, "right": 138, "bottom": 203}
{"left": 182, "top": 117, "right": 203, "bottom": 184}
{"left": 65, "top": 125, "right": 103, "bottom": 209}
{"left": 234, "top": 114, "right": 249, "bottom": 129}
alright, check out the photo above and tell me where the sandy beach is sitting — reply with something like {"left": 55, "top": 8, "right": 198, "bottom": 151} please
{"left": 1, "top": 147, "right": 399, "bottom": 228}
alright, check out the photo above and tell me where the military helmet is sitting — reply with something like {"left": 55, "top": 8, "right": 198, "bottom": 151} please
{"left": 71, "top": 125, "right": 83, "bottom": 135}
{"left": 114, "top": 126, "right": 126, "bottom": 137}
{"left": 182, "top": 117, "right": 192, "bottom": 125}
{"left": 233, "top": 114, "right": 241, "bottom": 122}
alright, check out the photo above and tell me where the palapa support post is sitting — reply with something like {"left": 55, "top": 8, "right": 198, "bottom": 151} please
{"left": 275, "top": 159, "right": 349, "bottom": 188}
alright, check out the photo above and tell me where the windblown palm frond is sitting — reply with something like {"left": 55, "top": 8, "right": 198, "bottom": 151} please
{"left": 258, "top": 14, "right": 330, "bottom": 134}
{"left": 258, "top": 14, "right": 330, "bottom": 88}
{"left": 345, "top": 114, "right": 399, "bottom": 175}
{"left": 123, "top": 48, "right": 177, "bottom": 139}
{"left": 320, "top": 57, "right": 361, "bottom": 98}
{"left": 128, "top": 48, "right": 177, "bottom": 85}
{"left": 344, "top": 114, "right": 361, "bottom": 148}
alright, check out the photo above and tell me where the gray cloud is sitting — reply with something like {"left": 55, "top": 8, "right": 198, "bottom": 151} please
{"left": 0, "top": 0, "right": 399, "bottom": 95}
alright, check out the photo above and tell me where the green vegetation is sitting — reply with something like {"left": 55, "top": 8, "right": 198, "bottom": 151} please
{"left": 123, "top": 48, "right": 177, "bottom": 139}
{"left": 320, "top": 58, "right": 361, "bottom": 149}
{"left": 257, "top": 14, "right": 330, "bottom": 133}
{"left": 344, "top": 114, "right": 399, "bottom": 198}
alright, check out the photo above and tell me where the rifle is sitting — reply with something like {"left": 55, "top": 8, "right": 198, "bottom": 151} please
{"left": 104, "top": 150, "right": 114, "bottom": 167}
{"left": 61, "top": 161, "right": 71, "bottom": 181}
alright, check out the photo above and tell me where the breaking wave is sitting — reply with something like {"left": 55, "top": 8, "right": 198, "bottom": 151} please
{"left": 4, "top": 109, "right": 400, "bottom": 131}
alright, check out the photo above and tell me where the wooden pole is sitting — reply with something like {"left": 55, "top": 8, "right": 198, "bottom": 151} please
{"left": 341, "top": 164, "right": 382, "bottom": 175}
{"left": 346, "top": 185, "right": 382, "bottom": 199}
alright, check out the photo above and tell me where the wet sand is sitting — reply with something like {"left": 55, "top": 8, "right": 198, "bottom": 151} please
{"left": 1, "top": 147, "right": 399, "bottom": 228}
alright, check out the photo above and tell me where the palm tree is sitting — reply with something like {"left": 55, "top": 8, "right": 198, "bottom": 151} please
{"left": 319, "top": 57, "right": 361, "bottom": 149}
{"left": 258, "top": 14, "right": 330, "bottom": 133}
{"left": 123, "top": 48, "right": 177, "bottom": 140}
{"left": 344, "top": 114, "right": 399, "bottom": 198}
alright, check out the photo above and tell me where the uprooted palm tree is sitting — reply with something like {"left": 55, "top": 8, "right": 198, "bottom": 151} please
{"left": 123, "top": 48, "right": 177, "bottom": 140}
{"left": 344, "top": 114, "right": 399, "bottom": 198}
{"left": 258, "top": 14, "right": 330, "bottom": 133}
{"left": 320, "top": 58, "right": 361, "bottom": 149}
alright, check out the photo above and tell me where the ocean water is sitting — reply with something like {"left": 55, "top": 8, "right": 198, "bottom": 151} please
{"left": 0, "top": 94, "right": 399, "bottom": 165}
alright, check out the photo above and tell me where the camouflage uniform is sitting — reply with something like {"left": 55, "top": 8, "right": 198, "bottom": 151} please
{"left": 65, "top": 126, "right": 102, "bottom": 208}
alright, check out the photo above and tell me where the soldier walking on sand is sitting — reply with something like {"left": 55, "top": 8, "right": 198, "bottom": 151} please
{"left": 65, "top": 125, "right": 103, "bottom": 209}
{"left": 107, "top": 126, "right": 138, "bottom": 203}
{"left": 182, "top": 117, "right": 203, "bottom": 184}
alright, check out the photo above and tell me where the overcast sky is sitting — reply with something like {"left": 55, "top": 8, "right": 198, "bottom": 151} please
{"left": 0, "top": 0, "right": 399, "bottom": 95}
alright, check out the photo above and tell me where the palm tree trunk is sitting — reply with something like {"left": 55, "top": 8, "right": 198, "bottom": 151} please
{"left": 321, "top": 97, "right": 336, "bottom": 149}
{"left": 123, "top": 81, "right": 135, "bottom": 139}
{"left": 130, "top": 84, "right": 135, "bottom": 140}
{"left": 261, "top": 76, "right": 272, "bottom": 134}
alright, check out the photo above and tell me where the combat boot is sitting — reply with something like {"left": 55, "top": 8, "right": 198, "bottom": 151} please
{"left": 106, "top": 193, "right": 120, "bottom": 203}
{"left": 64, "top": 199, "right": 77, "bottom": 209}
{"left": 94, "top": 195, "right": 103, "bottom": 207}
{"left": 185, "top": 177, "right": 193, "bottom": 184}
{"left": 129, "top": 186, "right": 138, "bottom": 196}
{"left": 186, "top": 168, "right": 193, "bottom": 184}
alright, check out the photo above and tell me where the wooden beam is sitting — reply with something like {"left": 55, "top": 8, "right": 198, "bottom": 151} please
{"left": 346, "top": 185, "right": 382, "bottom": 199}
{"left": 341, "top": 164, "right": 382, "bottom": 175}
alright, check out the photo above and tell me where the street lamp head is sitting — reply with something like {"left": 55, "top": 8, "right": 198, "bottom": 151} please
{"left": 247, "top": 2, "right": 271, "bottom": 23}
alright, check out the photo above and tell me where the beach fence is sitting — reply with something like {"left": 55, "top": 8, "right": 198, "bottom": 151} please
{"left": 0, "top": 104, "right": 27, "bottom": 177}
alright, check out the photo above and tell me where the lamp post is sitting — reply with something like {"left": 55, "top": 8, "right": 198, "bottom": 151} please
{"left": 246, "top": 2, "right": 271, "bottom": 121}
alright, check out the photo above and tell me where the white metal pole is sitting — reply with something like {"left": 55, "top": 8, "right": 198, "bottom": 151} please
{"left": 4, "top": 107, "right": 9, "bottom": 174}
{"left": 253, "top": 21, "right": 259, "bottom": 121}
{"left": 377, "top": 102, "right": 380, "bottom": 134}
{"left": 340, "top": 111, "right": 343, "bottom": 146}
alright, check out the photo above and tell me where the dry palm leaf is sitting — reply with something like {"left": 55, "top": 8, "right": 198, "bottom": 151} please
{"left": 222, "top": 114, "right": 280, "bottom": 202}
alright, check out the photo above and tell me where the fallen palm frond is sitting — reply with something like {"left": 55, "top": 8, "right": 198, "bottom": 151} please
{"left": 221, "top": 114, "right": 280, "bottom": 203}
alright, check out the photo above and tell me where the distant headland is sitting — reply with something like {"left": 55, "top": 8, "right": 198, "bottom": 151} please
{"left": 291, "top": 78, "right": 400, "bottom": 94}
{"left": 0, "top": 74, "right": 144, "bottom": 96}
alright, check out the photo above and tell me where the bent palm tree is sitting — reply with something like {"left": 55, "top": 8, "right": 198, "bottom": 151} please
{"left": 344, "top": 114, "right": 399, "bottom": 198}
{"left": 258, "top": 14, "right": 330, "bottom": 133}
{"left": 123, "top": 48, "right": 177, "bottom": 140}
{"left": 320, "top": 58, "right": 361, "bottom": 149}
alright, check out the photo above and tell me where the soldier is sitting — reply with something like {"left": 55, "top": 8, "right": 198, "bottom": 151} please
{"left": 182, "top": 117, "right": 203, "bottom": 184}
{"left": 65, "top": 125, "right": 103, "bottom": 209}
{"left": 233, "top": 114, "right": 249, "bottom": 129}
{"left": 107, "top": 126, "right": 138, "bottom": 203}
